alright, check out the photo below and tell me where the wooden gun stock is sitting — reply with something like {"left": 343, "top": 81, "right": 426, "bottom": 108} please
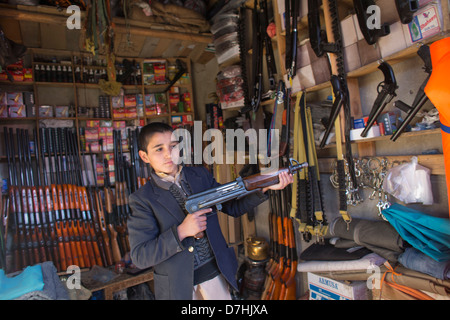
{"left": 68, "top": 184, "right": 85, "bottom": 268}
{"left": 95, "top": 190, "right": 113, "bottom": 266}
{"left": 104, "top": 187, "right": 121, "bottom": 263}
{"left": 78, "top": 186, "right": 96, "bottom": 267}
{"left": 81, "top": 187, "right": 103, "bottom": 267}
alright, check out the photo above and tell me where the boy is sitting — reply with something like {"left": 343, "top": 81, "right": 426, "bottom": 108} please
{"left": 127, "top": 122, "right": 293, "bottom": 300}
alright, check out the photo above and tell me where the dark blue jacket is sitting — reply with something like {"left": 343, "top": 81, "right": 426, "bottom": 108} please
{"left": 127, "top": 166, "right": 268, "bottom": 300}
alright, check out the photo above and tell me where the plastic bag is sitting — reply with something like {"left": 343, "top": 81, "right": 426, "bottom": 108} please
{"left": 383, "top": 156, "right": 433, "bottom": 205}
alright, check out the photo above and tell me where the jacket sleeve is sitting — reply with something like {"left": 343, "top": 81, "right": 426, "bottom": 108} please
{"left": 199, "top": 166, "right": 269, "bottom": 218}
{"left": 127, "top": 192, "right": 185, "bottom": 270}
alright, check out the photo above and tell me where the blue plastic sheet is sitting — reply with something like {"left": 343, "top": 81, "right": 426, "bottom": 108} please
{"left": 382, "top": 203, "right": 450, "bottom": 262}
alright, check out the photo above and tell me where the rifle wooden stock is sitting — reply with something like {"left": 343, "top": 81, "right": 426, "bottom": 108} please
{"left": 120, "top": 183, "right": 130, "bottom": 252}
{"left": 88, "top": 189, "right": 108, "bottom": 267}
{"left": 78, "top": 186, "right": 96, "bottom": 267}
{"left": 282, "top": 218, "right": 297, "bottom": 300}
{"left": 80, "top": 187, "right": 103, "bottom": 266}
{"left": 62, "top": 184, "right": 79, "bottom": 267}
{"left": 57, "top": 184, "right": 73, "bottom": 268}
{"left": 68, "top": 184, "right": 85, "bottom": 268}
{"left": 278, "top": 211, "right": 291, "bottom": 300}
{"left": 72, "top": 184, "right": 90, "bottom": 268}
{"left": 115, "top": 181, "right": 128, "bottom": 255}
{"left": 96, "top": 190, "right": 113, "bottom": 266}
{"left": 268, "top": 208, "right": 285, "bottom": 300}
{"left": 104, "top": 187, "right": 121, "bottom": 263}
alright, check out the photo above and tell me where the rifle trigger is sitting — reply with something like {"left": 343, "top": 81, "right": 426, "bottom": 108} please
{"left": 215, "top": 204, "right": 222, "bottom": 212}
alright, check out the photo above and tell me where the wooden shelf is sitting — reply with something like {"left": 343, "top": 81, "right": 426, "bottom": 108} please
{"left": 321, "top": 128, "right": 442, "bottom": 149}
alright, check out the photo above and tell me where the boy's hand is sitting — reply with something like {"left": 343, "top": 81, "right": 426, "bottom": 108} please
{"left": 262, "top": 171, "right": 294, "bottom": 193}
{"left": 177, "top": 208, "right": 211, "bottom": 241}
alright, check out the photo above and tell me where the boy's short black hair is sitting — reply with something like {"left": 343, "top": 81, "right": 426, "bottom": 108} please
{"left": 138, "top": 122, "right": 173, "bottom": 152}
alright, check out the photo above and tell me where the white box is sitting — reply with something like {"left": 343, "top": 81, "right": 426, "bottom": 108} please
{"left": 350, "top": 126, "right": 381, "bottom": 141}
{"left": 308, "top": 273, "right": 369, "bottom": 300}
{"left": 402, "top": 3, "right": 443, "bottom": 46}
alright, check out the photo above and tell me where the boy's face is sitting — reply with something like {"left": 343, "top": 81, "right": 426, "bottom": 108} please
{"left": 138, "top": 131, "right": 180, "bottom": 176}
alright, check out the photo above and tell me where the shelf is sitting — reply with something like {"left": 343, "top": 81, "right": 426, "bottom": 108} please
{"left": 36, "top": 81, "right": 75, "bottom": 87}
{"left": 0, "top": 81, "right": 34, "bottom": 86}
{"left": 320, "top": 128, "right": 442, "bottom": 149}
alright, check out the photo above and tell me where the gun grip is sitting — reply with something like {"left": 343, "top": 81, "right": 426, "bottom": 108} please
{"left": 394, "top": 100, "right": 412, "bottom": 113}
{"left": 395, "top": 0, "right": 419, "bottom": 24}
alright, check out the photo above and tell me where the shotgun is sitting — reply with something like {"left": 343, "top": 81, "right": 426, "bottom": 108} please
{"left": 88, "top": 143, "right": 113, "bottom": 266}
{"left": 61, "top": 128, "right": 86, "bottom": 269}
{"left": 103, "top": 157, "right": 122, "bottom": 263}
{"left": 261, "top": 189, "right": 277, "bottom": 300}
{"left": 391, "top": 44, "right": 432, "bottom": 141}
{"left": 113, "top": 129, "right": 129, "bottom": 254}
{"left": 49, "top": 127, "right": 73, "bottom": 269}
{"left": 361, "top": 61, "right": 398, "bottom": 137}
{"left": 266, "top": 190, "right": 285, "bottom": 300}
{"left": 16, "top": 129, "right": 37, "bottom": 266}
{"left": 185, "top": 159, "right": 307, "bottom": 214}
{"left": 80, "top": 144, "right": 105, "bottom": 267}
{"left": 42, "top": 128, "right": 66, "bottom": 271}
{"left": 23, "top": 129, "right": 47, "bottom": 264}
{"left": 34, "top": 128, "right": 54, "bottom": 266}
{"left": 4, "top": 127, "right": 23, "bottom": 271}
{"left": 308, "top": 0, "right": 338, "bottom": 58}
{"left": 67, "top": 128, "right": 94, "bottom": 268}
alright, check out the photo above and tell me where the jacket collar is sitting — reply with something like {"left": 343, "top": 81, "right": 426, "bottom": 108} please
{"left": 148, "top": 166, "right": 204, "bottom": 222}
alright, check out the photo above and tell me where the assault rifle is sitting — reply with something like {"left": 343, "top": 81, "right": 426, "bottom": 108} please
{"left": 361, "top": 61, "right": 398, "bottom": 137}
{"left": 184, "top": 159, "right": 308, "bottom": 214}
{"left": 319, "top": 75, "right": 345, "bottom": 148}
{"left": 391, "top": 44, "right": 432, "bottom": 141}
{"left": 308, "top": 0, "right": 338, "bottom": 57}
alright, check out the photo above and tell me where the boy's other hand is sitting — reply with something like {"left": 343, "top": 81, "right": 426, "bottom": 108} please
{"left": 262, "top": 171, "right": 294, "bottom": 193}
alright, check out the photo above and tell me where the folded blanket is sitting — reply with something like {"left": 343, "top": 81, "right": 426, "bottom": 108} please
{"left": 330, "top": 217, "right": 406, "bottom": 262}
{"left": 297, "top": 253, "right": 387, "bottom": 273}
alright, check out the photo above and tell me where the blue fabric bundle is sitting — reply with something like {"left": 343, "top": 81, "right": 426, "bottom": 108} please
{"left": 382, "top": 203, "right": 450, "bottom": 262}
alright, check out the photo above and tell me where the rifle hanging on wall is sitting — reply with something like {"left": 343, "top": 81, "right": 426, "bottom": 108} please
{"left": 285, "top": 0, "right": 299, "bottom": 85}
{"left": 310, "top": 0, "right": 361, "bottom": 222}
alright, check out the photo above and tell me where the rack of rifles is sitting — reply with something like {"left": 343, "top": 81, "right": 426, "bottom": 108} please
{"left": 0, "top": 126, "right": 150, "bottom": 274}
